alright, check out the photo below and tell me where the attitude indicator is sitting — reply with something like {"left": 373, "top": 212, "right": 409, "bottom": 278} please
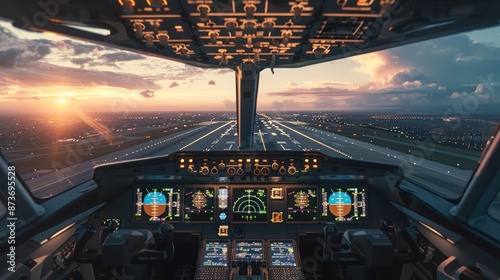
{"left": 320, "top": 187, "right": 367, "bottom": 222}
{"left": 135, "top": 187, "right": 181, "bottom": 222}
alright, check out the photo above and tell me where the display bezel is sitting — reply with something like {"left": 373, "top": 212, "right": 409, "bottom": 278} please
{"left": 267, "top": 239, "right": 300, "bottom": 268}
{"left": 133, "top": 185, "right": 182, "bottom": 223}
{"left": 232, "top": 239, "right": 265, "bottom": 261}
{"left": 285, "top": 186, "right": 319, "bottom": 223}
{"left": 319, "top": 185, "right": 368, "bottom": 223}
{"left": 182, "top": 185, "right": 216, "bottom": 223}
{"left": 231, "top": 186, "right": 269, "bottom": 223}
{"left": 200, "top": 240, "right": 230, "bottom": 268}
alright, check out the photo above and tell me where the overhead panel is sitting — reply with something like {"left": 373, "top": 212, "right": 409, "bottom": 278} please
{"left": 115, "top": 0, "right": 397, "bottom": 69}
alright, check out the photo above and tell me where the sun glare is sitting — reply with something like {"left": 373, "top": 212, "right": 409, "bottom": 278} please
{"left": 57, "top": 98, "right": 66, "bottom": 104}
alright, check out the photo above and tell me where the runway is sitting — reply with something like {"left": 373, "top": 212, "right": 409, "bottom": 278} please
{"left": 26, "top": 117, "right": 473, "bottom": 199}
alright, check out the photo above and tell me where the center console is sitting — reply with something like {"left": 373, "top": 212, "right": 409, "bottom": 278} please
{"left": 195, "top": 239, "right": 304, "bottom": 280}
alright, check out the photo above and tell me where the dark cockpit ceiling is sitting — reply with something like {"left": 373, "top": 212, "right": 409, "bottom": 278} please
{"left": 1, "top": 0, "right": 499, "bottom": 70}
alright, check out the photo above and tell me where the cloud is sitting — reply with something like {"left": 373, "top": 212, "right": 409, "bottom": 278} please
{"left": 449, "top": 91, "right": 468, "bottom": 99}
{"left": 222, "top": 99, "right": 235, "bottom": 109}
{"left": 165, "top": 64, "right": 204, "bottom": 81}
{"left": 1, "top": 95, "right": 40, "bottom": 100}
{"left": 169, "top": 82, "right": 179, "bottom": 88}
{"left": 100, "top": 52, "right": 145, "bottom": 63}
{"left": 0, "top": 61, "right": 162, "bottom": 91}
{"left": 447, "top": 83, "right": 498, "bottom": 101}
{"left": 211, "top": 68, "right": 233, "bottom": 74}
{"left": 272, "top": 99, "right": 303, "bottom": 111}
{"left": 70, "top": 57, "right": 94, "bottom": 68}
{"left": 208, "top": 80, "right": 216, "bottom": 85}
{"left": 287, "top": 81, "right": 298, "bottom": 87}
{"left": 388, "top": 69, "right": 430, "bottom": 86}
{"left": 0, "top": 48, "right": 22, "bottom": 68}
{"left": 474, "top": 83, "right": 484, "bottom": 94}
{"left": 72, "top": 42, "right": 104, "bottom": 55}
{"left": 139, "top": 90, "right": 155, "bottom": 98}
{"left": 267, "top": 86, "right": 350, "bottom": 97}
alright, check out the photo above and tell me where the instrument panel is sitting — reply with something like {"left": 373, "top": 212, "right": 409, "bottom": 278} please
{"left": 93, "top": 151, "right": 402, "bottom": 239}
{"left": 133, "top": 184, "right": 368, "bottom": 224}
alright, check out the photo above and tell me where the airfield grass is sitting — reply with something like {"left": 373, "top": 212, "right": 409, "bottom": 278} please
{"left": 309, "top": 123, "right": 481, "bottom": 170}
{"left": 10, "top": 124, "right": 198, "bottom": 175}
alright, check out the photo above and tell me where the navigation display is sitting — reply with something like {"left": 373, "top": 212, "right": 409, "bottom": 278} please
{"left": 134, "top": 187, "right": 181, "bottom": 222}
{"left": 234, "top": 241, "right": 264, "bottom": 260}
{"left": 232, "top": 188, "right": 267, "bottom": 222}
{"left": 286, "top": 187, "right": 318, "bottom": 222}
{"left": 183, "top": 186, "right": 215, "bottom": 222}
{"left": 201, "top": 241, "right": 229, "bottom": 267}
{"left": 269, "top": 241, "right": 297, "bottom": 267}
{"left": 320, "top": 186, "right": 367, "bottom": 222}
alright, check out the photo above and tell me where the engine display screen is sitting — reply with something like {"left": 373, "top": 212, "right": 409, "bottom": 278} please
{"left": 134, "top": 187, "right": 181, "bottom": 222}
{"left": 183, "top": 186, "right": 215, "bottom": 222}
{"left": 320, "top": 186, "right": 367, "bottom": 222}
{"left": 201, "top": 241, "right": 229, "bottom": 267}
{"left": 286, "top": 187, "right": 318, "bottom": 222}
{"left": 269, "top": 241, "right": 297, "bottom": 267}
{"left": 234, "top": 241, "right": 264, "bottom": 260}
{"left": 232, "top": 188, "right": 267, "bottom": 222}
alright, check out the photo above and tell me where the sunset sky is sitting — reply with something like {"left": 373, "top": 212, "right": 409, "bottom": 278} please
{"left": 0, "top": 20, "right": 499, "bottom": 114}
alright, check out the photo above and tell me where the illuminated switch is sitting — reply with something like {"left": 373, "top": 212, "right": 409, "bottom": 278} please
{"left": 271, "top": 188, "right": 283, "bottom": 200}
{"left": 271, "top": 212, "right": 283, "bottom": 223}
{"left": 218, "top": 225, "right": 229, "bottom": 237}
{"left": 218, "top": 187, "right": 228, "bottom": 209}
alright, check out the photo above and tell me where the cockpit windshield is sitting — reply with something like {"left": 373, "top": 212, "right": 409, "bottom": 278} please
{"left": 0, "top": 20, "right": 499, "bottom": 199}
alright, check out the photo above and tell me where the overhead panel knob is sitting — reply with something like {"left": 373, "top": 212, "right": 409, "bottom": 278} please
{"left": 134, "top": 22, "right": 145, "bottom": 39}
{"left": 291, "top": 4, "right": 304, "bottom": 23}
{"left": 198, "top": 4, "right": 210, "bottom": 23}
{"left": 122, "top": 0, "right": 134, "bottom": 14}
{"left": 209, "top": 30, "right": 219, "bottom": 44}
{"left": 244, "top": 4, "right": 256, "bottom": 19}
{"left": 262, "top": 20, "right": 275, "bottom": 36}
{"left": 314, "top": 46, "right": 326, "bottom": 58}
{"left": 282, "top": 30, "right": 292, "bottom": 45}
{"left": 144, "top": 34, "right": 154, "bottom": 47}
{"left": 158, "top": 33, "right": 169, "bottom": 46}
{"left": 225, "top": 21, "right": 238, "bottom": 36}
{"left": 150, "top": 0, "right": 163, "bottom": 8}
{"left": 242, "top": 21, "right": 256, "bottom": 34}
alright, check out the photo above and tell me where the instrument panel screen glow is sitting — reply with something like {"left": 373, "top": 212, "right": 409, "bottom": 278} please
{"left": 286, "top": 187, "right": 318, "bottom": 222}
{"left": 320, "top": 186, "right": 367, "bottom": 222}
{"left": 269, "top": 241, "right": 297, "bottom": 267}
{"left": 234, "top": 241, "right": 264, "bottom": 260}
{"left": 183, "top": 186, "right": 215, "bottom": 222}
{"left": 232, "top": 188, "right": 267, "bottom": 222}
{"left": 202, "top": 241, "right": 228, "bottom": 267}
{"left": 134, "top": 187, "right": 181, "bottom": 222}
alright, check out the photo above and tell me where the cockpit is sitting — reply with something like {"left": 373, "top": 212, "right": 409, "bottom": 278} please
{"left": 50, "top": 150, "right": 410, "bottom": 279}
{"left": 1, "top": 0, "right": 500, "bottom": 280}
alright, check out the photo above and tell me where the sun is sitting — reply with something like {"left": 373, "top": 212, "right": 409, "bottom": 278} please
{"left": 57, "top": 98, "right": 66, "bottom": 104}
